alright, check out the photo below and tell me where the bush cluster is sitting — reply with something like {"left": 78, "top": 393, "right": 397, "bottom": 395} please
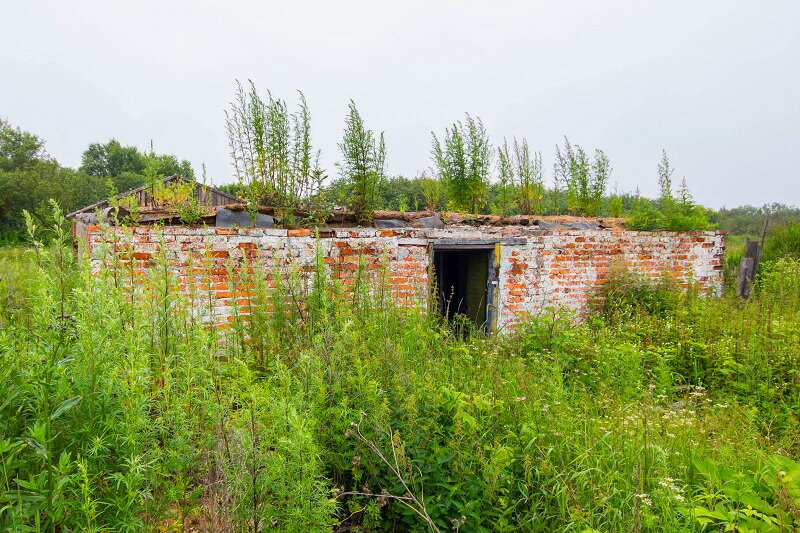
{"left": 0, "top": 209, "right": 798, "bottom": 531}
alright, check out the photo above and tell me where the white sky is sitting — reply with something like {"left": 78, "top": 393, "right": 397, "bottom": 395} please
{"left": 2, "top": 0, "right": 798, "bottom": 208}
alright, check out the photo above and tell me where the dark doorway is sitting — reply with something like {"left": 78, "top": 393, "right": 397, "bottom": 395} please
{"left": 433, "top": 248, "right": 492, "bottom": 330}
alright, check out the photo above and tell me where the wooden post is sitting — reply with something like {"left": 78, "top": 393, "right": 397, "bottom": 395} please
{"left": 737, "top": 213, "right": 771, "bottom": 299}
{"left": 756, "top": 212, "right": 770, "bottom": 270}
{"left": 737, "top": 239, "right": 760, "bottom": 299}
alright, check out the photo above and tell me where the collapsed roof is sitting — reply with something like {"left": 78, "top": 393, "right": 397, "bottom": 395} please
{"left": 72, "top": 202, "right": 626, "bottom": 231}
{"left": 66, "top": 175, "right": 241, "bottom": 219}
{"left": 67, "top": 175, "right": 626, "bottom": 230}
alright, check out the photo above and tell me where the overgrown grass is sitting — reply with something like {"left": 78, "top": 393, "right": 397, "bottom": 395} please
{"left": 1, "top": 210, "right": 799, "bottom": 531}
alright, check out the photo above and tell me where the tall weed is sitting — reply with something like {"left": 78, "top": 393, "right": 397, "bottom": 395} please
{"left": 0, "top": 218, "right": 798, "bottom": 531}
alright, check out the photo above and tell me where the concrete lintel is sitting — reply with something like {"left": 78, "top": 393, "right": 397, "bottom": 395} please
{"left": 431, "top": 238, "right": 526, "bottom": 247}
{"left": 397, "top": 238, "right": 429, "bottom": 246}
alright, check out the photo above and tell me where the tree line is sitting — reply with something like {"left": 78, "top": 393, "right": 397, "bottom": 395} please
{"left": 4, "top": 80, "right": 794, "bottom": 240}
{"left": 0, "top": 119, "right": 194, "bottom": 242}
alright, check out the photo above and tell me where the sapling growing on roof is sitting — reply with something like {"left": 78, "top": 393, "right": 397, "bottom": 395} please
{"left": 554, "top": 136, "right": 611, "bottom": 217}
{"left": 337, "top": 100, "right": 387, "bottom": 224}
{"left": 431, "top": 114, "right": 492, "bottom": 214}
{"left": 225, "top": 80, "right": 323, "bottom": 210}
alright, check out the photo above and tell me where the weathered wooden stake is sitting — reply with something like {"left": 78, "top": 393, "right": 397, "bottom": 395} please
{"left": 737, "top": 240, "right": 760, "bottom": 299}
{"left": 737, "top": 213, "right": 770, "bottom": 300}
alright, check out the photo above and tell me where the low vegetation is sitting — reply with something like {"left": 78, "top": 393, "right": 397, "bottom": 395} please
{"left": 0, "top": 208, "right": 798, "bottom": 532}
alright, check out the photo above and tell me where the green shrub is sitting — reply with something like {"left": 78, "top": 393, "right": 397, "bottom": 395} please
{"left": 762, "top": 223, "right": 800, "bottom": 264}
{"left": 590, "top": 266, "right": 682, "bottom": 322}
{"left": 627, "top": 152, "right": 712, "bottom": 231}
{"left": 1, "top": 211, "right": 799, "bottom": 531}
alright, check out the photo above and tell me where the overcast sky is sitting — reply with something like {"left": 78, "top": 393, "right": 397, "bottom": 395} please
{"left": 2, "top": 1, "right": 798, "bottom": 208}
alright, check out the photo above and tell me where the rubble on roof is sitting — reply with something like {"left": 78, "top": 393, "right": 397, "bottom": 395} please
{"left": 74, "top": 202, "right": 628, "bottom": 231}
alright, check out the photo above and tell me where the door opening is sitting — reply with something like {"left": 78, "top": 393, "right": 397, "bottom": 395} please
{"left": 433, "top": 248, "right": 493, "bottom": 331}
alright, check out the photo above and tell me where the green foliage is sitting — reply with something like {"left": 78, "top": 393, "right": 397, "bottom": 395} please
{"left": 609, "top": 194, "right": 624, "bottom": 218}
{"left": 0, "top": 118, "right": 48, "bottom": 172}
{"left": 497, "top": 141, "right": 515, "bottom": 216}
{"left": 761, "top": 223, "right": 800, "bottom": 264}
{"left": 0, "top": 120, "right": 196, "bottom": 241}
{"left": 0, "top": 216, "right": 336, "bottom": 531}
{"left": 325, "top": 173, "right": 440, "bottom": 213}
{"left": 432, "top": 114, "right": 492, "bottom": 213}
{"left": 0, "top": 121, "right": 109, "bottom": 236}
{"left": 690, "top": 455, "right": 800, "bottom": 531}
{"left": 710, "top": 203, "right": 800, "bottom": 236}
{"left": 81, "top": 139, "right": 193, "bottom": 187}
{"left": 81, "top": 139, "right": 146, "bottom": 177}
{"left": 628, "top": 151, "right": 711, "bottom": 231}
{"left": 417, "top": 172, "right": 443, "bottom": 212}
{"left": 225, "top": 80, "right": 323, "bottom": 209}
{"left": 143, "top": 152, "right": 194, "bottom": 180}
{"left": 108, "top": 190, "right": 142, "bottom": 225}
{"left": 2, "top": 214, "right": 800, "bottom": 530}
{"left": 657, "top": 149, "right": 675, "bottom": 217}
{"left": 378, "top": 175, "right": 422, "bottom": 212}
{"left": 498, "top": 138, "right": 545, "bottom": 216}
{"left": 554, "top": 137, "right": 610, "bottom": 217}
{"left": 626, "top": 196, "right": 662, "bottom": 231}
{"left": 0, "top": 160, "right": 112, "bottom": 232}
{"left": 590, "top": 267, "right": 682, "bottom": 322}
{"left": 338, "top": 100, "right": 386, "bottom": 223}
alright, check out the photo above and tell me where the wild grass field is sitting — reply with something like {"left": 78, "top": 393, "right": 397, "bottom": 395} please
{"left": 1, "top": 213, "right": 799, "bottom": 532}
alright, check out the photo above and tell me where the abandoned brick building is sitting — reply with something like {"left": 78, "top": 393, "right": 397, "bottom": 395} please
{"left": 73, "top": 204, "right": 726, "bottom": 333}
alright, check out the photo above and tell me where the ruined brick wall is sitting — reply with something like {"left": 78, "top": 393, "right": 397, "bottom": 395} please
{"left": 86, "top": 226, "right": 430, "bottom": 327}
{"left": 85, "top": 226, "right": 725, "bottom": 330}
{"left": 496, "top": 230, "right": 725, "bottom": 331}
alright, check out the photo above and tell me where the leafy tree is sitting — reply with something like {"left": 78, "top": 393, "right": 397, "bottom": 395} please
{"left": 323, "top": 173, "right": 442, "bottom": 213}
{"left": 225, "top": 80, "right": 322, "bottom": 208}
{"left": 0, "top": 122, "right": 107, "bottom": 234}
{"left": 607, "top": 184, "right": 625, "bottom": 218}
{"left": 0, "top": 119, "right": 48, "bottom": 172}
{"left": 554, "top": 137, "right": 610, "bottom": 217}
{"left": 431, "top": 114, "right": 492, "bottom": 213}
{"left": 761, "top": 223, "right": 800, "bottom": 264}
{"left": 0, "top": 161, "right": 110, "bottom": 230}
{"left": 143, "top": 153, "right": 194, "bottom": 179}
{"left": 0, "top": 121, "right": 198, "bottom": 240}
{"left": 609, "top": 195, "right": 624, "bottom": 218}
{"left": 112, "top": 171, "right": 148, "bottom": 194}
{"left": 337, "top": 100, "right": 386, "bottom": 223}
{"left": 710, "top": 203, "right": 800, "bottom": 236}
{"left": 320, "top": 176, "right": 347, "bottom": 208}
{"left": 379, "top": 175, "right": 424, "bottom": 211}
{"left": 80, "top": 139, "right": 146, "bottom": 178}
{"left": 80, "top": 140, "right": 193, "bottom": 194}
